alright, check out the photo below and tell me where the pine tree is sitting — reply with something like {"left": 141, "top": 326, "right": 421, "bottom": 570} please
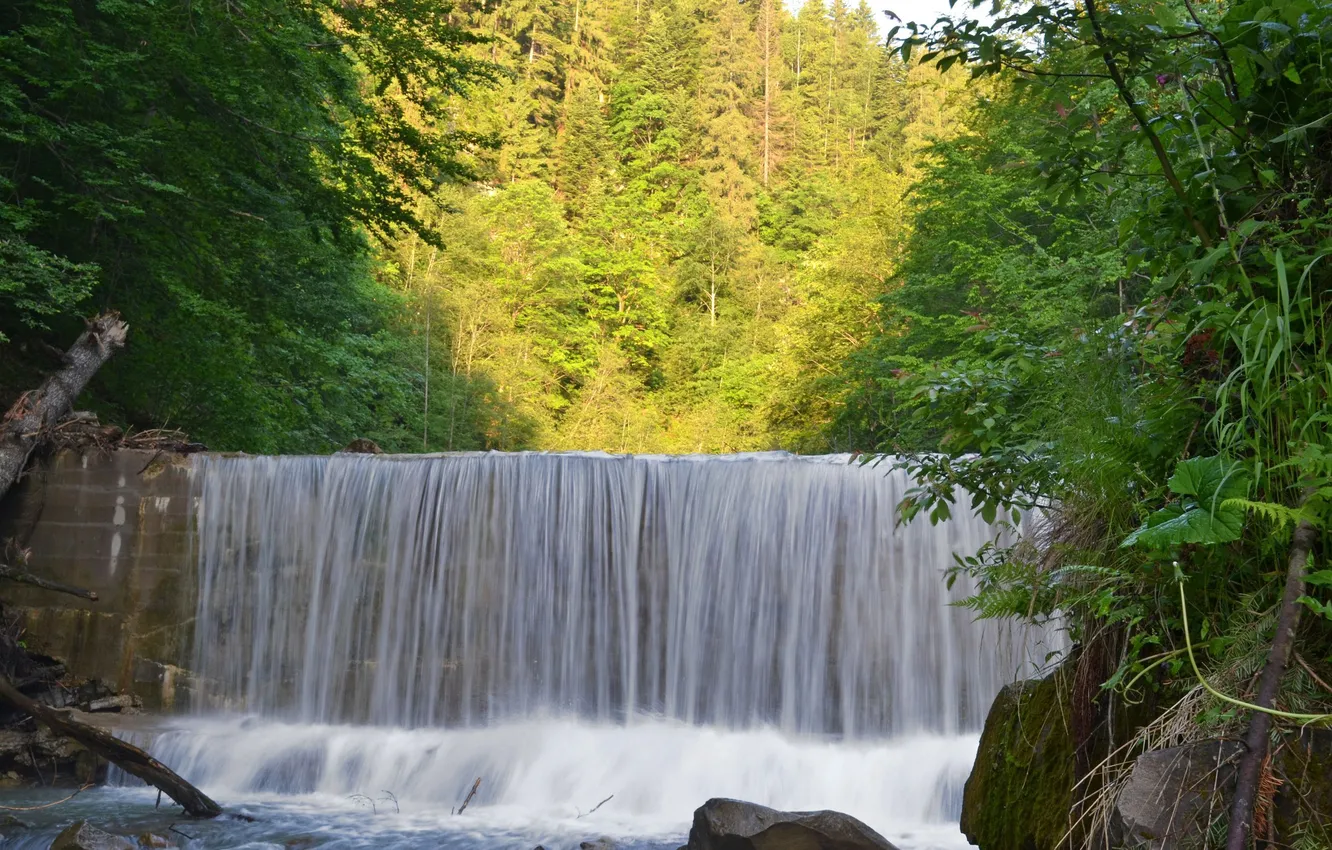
{"left": 556, "top": 82, "right": 613, "bottom": 216}
{"left": 698, "top": 0, "right": 761, "bottom": 226}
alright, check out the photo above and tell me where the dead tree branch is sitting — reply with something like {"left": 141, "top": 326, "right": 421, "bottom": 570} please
{"left": 1226, "top": 518, "right": 1318, "bottom": 850}
{"left": 454, "top": 777, "right": 481, "bottom": 815}
{"left": 577, "top": 794, "right": 614, "bottom": 818}
{"left": 0, "top": 313, "right": 129, "bottom": 501}
{"left": 0, "top": 675, "right": 221, "bottom": 818}
{"left": 0, "top": 563, "right": 97, "bottom": 601}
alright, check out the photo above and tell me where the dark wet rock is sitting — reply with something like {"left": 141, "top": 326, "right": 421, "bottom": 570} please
{"left": 50, "top": 821, "right": 137, "bottom": 850}
{"left": 0, "top": 813, "right": 32, "bottom": 833}
{"left": 0, "top": 725, "right": 104, "bottom": 786}
{"left": 960, "top": 673, "right": 1075, "bottom": 850}
{"left": 338, "top": 438, "right": 383, "bottom": 454}
{"left": 1275, "top": 728, "right": 1332, "bottom": 838}
{"left": 1113, "top": 741, "right": 1241, "bottom": 849}
{"left": 580, "top": 838, "right": 619, "bottom": 850}
{"left": 686, "top": 798, "right": 898, "bottom": 850}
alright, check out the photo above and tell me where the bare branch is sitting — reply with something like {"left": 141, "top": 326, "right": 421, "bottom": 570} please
{"left": 0, "top": 563, "right": 98, "bottom": 601}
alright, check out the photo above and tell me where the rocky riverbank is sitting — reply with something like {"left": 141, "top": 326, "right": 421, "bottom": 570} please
{"left": 960, "top": 658, "right": 1332, "bottom": 849}
{"left": 0, "top": 605, "right": 148, "bottom": 787}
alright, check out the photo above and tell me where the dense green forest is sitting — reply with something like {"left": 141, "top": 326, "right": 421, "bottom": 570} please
{"left": 2, "top": 0, "right": 969, "bottom": 454}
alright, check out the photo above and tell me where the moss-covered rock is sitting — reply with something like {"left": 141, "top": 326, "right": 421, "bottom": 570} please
{"left": 961, "top": 667, "right": 1076, "bottom": 850}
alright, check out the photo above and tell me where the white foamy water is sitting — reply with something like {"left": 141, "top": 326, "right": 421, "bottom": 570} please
{"left": 86, "top": 452, "right": 1062, "bottom": 848}
{"left": 127, "top": 715, "right": 978, "bottom": 844}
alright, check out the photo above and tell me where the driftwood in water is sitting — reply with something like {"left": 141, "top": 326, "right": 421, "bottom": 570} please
{"left": 0, "top": 313, "right": 128, "bottom": 500}
{"left": 454, "top": 777, "right": 481, "bottom": 815}
{"left": 0, "top": 675, "right": 221, "bottom": 817}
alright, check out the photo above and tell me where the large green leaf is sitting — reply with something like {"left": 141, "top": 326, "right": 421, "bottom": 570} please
{"left": 1123, "top": 502, "right": 1246, "bottom": 547}
{"left": 1167, "top": 456, "right": 1250, "bottom": 503}
{"left": 1123, "top": 456, "right": 1250, "bottom": 548}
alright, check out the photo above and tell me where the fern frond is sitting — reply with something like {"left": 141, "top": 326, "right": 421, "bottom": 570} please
{"left": 1221, "top": 498, "right": 1321, "bottom": 529}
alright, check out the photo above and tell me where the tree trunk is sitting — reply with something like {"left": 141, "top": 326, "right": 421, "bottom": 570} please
{"left": 761, "top": 0, "right": 773, "bottom": 187}
{"left": 0, "top": 675, "right": 221, "bottom": 818}
{"left": 0, "top": 313, "right": 128, "bottom": 501}
{"left": 1225, "top": 518, "right": 1318, "bottom": 850}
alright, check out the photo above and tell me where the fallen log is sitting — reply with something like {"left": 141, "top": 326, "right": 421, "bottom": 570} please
{"left": 0, "top": 675, "right": 221, "bottom": 817}
{"left": 0, "top": 562, "right": 97, "bottom": 601}
{"left": 0, "top": 313, "right": 128, "bottom": 500}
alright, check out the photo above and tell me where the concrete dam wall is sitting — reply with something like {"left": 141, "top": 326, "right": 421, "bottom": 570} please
{"left": 0, "top": 449, "right": 196, "bottom": 711}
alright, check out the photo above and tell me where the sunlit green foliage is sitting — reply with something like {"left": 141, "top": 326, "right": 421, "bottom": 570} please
{"left": 378, "top": 0, "right": 965, "bottom": 453}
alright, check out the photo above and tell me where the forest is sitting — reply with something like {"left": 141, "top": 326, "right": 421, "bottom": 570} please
{"left": 3, "top": 0, "right": 1332, "bottom": 845}
{"left": 2, "top": 0, "right": 968, "bottom": 454}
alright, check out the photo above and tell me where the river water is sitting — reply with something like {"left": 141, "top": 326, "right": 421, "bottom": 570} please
{"left": 2, "top": 452, "right": 1060, "bottom": 848}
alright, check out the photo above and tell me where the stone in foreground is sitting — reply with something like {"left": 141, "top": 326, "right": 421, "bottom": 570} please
{"left": 1114, "top": 741, "right": 1241, "bottom": 849}
{"left": 687, "top": 798, "right": 899, "bottom": 850}
{"left": 50, "top": 821, "right": 138, "bottom": 850}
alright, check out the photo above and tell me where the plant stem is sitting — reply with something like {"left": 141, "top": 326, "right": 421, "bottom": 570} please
{"left": 1225, "top": 518, "right": 1319, "bottom": 850}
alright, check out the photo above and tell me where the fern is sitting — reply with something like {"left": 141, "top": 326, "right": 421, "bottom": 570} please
{"left": 1221, "top": 498, "right": 1322, "bottom": 530}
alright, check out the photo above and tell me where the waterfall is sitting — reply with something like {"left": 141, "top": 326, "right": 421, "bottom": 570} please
{"left": 121, "top": 451, "right": 1059, "bottom": 846}
{"left": 190, "top": 452, "right": 1043, "bottom": 736}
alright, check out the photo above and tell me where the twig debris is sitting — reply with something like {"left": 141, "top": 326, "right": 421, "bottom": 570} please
{"left": 453, "top": 777, "right": 481, "bottom": 816}
{"left": 576, "top": 794, "right": 615, "bottom": 819}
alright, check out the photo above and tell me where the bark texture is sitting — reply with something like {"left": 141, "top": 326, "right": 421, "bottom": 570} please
{"left": 0, "top": 313, "right": 128, "bottom": 500}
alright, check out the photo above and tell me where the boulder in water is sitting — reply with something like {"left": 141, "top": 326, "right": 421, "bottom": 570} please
{"left": 960, "top": 672, "right": 1075, "bottom": 850}
{"left": 50, "top": 821, "right": 137, "bottom": 850}
{"left": 580, "top": 838, "right": 619, "bottom": 850}
{"left": 0, "top": 814, "right": 32, "bottom": 836}
{"left": 686, "top": 798, "right": 899, "bottom": 850}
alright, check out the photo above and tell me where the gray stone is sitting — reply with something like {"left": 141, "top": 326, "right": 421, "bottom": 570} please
{"left": 580, "top": 838, "right": 619, "bottom": 850}
{"left": 1114, "top": 741, "right": 1241, "bottom": 849}
{"left": 686, "top": 798, "right": 899, "bottom": 850}
{"left": 0, "top": 726, "right": 103, "bottom": 786}
{"left": 86, "top": 694, "right": 138, "bottom": 713}
{"left": 50, "top": 821, "right": 137, "bottom": 850}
